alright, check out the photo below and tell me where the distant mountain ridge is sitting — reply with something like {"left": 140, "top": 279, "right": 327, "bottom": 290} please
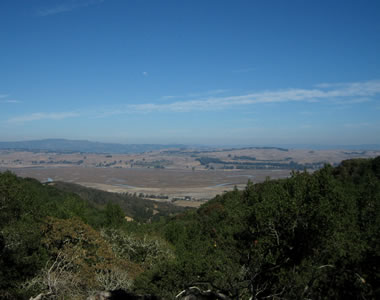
{"left": 0, "top": 139, "right": 187, "bottom": 154}
{"left": 0, "top": 139, "right": 379, "bottom": 154}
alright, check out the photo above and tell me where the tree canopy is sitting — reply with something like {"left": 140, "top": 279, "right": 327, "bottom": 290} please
{"left": 1, "top": 157, "right": 379, "bottom": 299}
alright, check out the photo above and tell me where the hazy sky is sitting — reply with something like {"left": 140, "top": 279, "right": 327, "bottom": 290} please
{"left": 1, "top": 0, "right": 380, "bottom": 145}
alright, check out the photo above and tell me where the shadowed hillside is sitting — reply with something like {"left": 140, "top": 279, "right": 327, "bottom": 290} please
{"left": 53, "top": 181, "right": 187, "bottom": 222}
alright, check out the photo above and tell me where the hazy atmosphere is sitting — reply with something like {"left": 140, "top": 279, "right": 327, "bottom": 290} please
{"left": 1, "top": 0, "right": 380, "bottom": 145}
{"left": 1, "top": 2, "right": 380, "bottom": 299}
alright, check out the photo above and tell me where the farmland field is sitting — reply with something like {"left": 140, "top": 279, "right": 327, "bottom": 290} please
{"left": 1, "top": 147, "right": 379, "bottom": 207}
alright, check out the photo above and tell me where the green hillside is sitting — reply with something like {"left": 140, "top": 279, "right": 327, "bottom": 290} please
{"left": 52, "top": 181, "right": 187, "bottom": 222}
{"left": 1, "top": 157, "right": 379, "bottom": 299}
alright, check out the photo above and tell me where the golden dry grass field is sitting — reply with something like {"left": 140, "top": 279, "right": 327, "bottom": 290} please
{"left": 1, "top": 147, "right": 379, "bottom": 207}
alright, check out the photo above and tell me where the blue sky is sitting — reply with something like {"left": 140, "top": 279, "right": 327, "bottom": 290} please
{"left": 1, "top": 0, "right": 380, "bottom": 145}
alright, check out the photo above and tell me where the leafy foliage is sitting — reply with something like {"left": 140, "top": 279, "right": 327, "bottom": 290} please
{"left": 0, "top": 171, "right": 132, "bottom": 298}
{"left": 1, "top": 156, "right": 380, "bottom": 299}
{"left": 25, "top": 217, "right": 135, "bottom": 299}
{"left": 135, "top": 158, "right": 380, "bottom": 299}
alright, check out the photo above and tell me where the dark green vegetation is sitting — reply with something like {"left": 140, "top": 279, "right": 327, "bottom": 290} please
{"left": 31, "top": 159, "right": 84, "bottom": 165}
{"left": 132, "top": 159, "right": 173, "bottom": 169}
{"left": 162, "top": 147, "right": 289, "bottom": 156}
{"left": 1, "top": 157, "right": 379, "bottom": 299}
{"left": 196, "top": 156, "right": 327, "bottom": 170}
{"left": 52, "top": 181, "right": 186, "bottom": 222}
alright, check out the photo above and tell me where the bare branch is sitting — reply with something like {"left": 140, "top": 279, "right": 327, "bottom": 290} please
{"left": 268, "top": 222, "right": 280, "bottom": 246}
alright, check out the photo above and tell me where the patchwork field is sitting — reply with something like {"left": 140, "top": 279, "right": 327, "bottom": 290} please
{"left": 2, "top": 166, "right": 290, "bottom": 206}
{"left": 1, "top": 147, "right": 379, "bottom": 207}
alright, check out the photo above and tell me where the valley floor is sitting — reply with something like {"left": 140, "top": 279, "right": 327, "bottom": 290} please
{"left": 2, "top": 166, "right": 290, "bottom": 206}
